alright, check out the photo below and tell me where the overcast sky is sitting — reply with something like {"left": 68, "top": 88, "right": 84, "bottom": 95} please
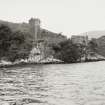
{"left": 0, "top": 0, "right": 105, "bottom": 37}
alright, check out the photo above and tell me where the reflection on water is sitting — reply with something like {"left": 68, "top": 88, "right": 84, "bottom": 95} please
{"left": 0, "top": 61, "right": 105, "bottom": 105}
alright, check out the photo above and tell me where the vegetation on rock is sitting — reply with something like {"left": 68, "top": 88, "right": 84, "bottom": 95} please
{"left": 0, "top": 24, "right": 102, "bottom": 63}
{"left": 52, "top": 39, "right": 83, "bottom": 63}
{"left": 0, "top": 25, "right": 33, "bottom": 62}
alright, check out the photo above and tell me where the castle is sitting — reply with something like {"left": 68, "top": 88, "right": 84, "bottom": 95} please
{"left": 0, "top": 18, "right": 66, "bottom": 44}
{"left": 28, "top": 18, "right": 46, "bottom": 62}
{"left": 27, "top": 18, "right": 65, "bottom": 63}
{"left": 29, "top": 18, "right": 41, "bottom": 43}
{"left": 71, "top": 35, "right": 88, "bottom": 46}
{"left": 0, "top": 18, "right": 66, "bottom": 63}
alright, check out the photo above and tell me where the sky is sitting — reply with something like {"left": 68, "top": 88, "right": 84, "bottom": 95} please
{"left": 0, "top": 0, "right": 105, "bottom": 37}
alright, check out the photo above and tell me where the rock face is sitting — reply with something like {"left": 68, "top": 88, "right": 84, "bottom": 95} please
{"left": 28, "top": 47, "right": 44, "bottom": 63}
{"left": 28, "top": 47, "right": 63, "bottom": 63}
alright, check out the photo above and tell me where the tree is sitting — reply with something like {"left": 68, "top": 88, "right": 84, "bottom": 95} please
{"left": 52, "top": 39, "right": 82, "bottom": 63}
{"left": 0, "top": 25, "right": 12, "bottom": 58}
{"left": 7, "top": 31, "right": 33, "bottom": 62}
{"left": 0, "top": 25, "right": 34, "bottom": 62}
{"left": 88, "top": 38, "right": 98, "bottom": 52}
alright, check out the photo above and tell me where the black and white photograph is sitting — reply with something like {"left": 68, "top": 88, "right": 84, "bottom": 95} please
{"left": 0, "top": 0, "right": 105, "bottom": 105}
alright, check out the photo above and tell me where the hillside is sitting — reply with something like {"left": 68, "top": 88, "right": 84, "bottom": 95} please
{"left": 0, "top": 20, "right": 67, "bottom": 44}
{"left": 0, "top": 20, "right": 30, "bottom": 33}
{"left": 40, "top": 29, "right": 66, "bottom": 44}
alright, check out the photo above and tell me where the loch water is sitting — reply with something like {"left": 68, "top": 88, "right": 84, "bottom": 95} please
{"left": 0, "top": 61, "right": 105, "bottom": 105}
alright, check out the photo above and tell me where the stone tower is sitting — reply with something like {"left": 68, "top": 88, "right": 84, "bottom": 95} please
{"left": 29, "top": 18, "right": 41, "bottom": 44}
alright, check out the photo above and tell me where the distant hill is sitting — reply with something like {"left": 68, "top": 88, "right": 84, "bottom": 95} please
{"left": 81, "top": 30, "right": 105, "bottom": 39}
{"left": 0, "top": 19, "right": 67, "bottom": 44}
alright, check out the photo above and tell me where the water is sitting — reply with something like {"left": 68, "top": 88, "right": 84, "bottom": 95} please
{"left": 0, "top": 61, "right": 105, "bottom": 105}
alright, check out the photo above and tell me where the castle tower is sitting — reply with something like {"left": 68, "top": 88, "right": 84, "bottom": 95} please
{"left": 29, "top": 18, "right": 41, "bottom": 44}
